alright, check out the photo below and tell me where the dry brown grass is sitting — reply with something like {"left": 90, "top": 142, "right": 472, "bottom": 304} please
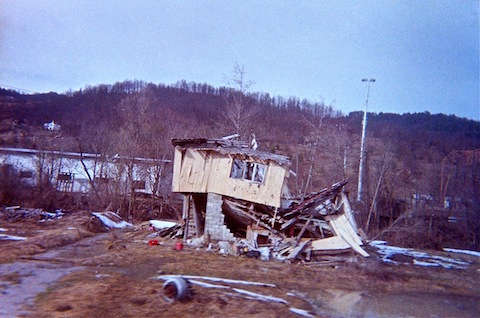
{"left": 1, "top": 212, "right": 479, "bottom": 317}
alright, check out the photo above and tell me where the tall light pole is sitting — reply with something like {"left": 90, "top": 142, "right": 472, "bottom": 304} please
{"left": 357, "top": 78, "right": 375, "bottom": 202}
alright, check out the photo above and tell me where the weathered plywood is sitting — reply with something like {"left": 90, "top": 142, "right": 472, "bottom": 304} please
{"left": 176, "top": 148, "right": 208, "bottom": 193}
{"left": 172, "top": 148, "right": 183, "bottom": 192}
{"left": 311, "top": 236, "right": 351, "bottom": 251}
{"left": 173, "top": 148, "right": 287, "bottom": 207}
{"left": 207, "top": 158, "right": 286, "bottom": 207}
{"left": 338, "top": 192, "right": 358, "bottom": 232}
{"left": 328, "top": 214, "right": 369, "bottom": 257}
{"left": 329, "top": 214, "right": 362, "bottom": 246}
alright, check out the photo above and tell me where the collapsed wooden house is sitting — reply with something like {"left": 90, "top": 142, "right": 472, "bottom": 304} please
{"left": 172, "top": 137, "right": 368, "bottom": 260}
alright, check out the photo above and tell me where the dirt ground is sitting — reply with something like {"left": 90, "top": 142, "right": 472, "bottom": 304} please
{"left": 1, "top": 211, "right": 479, "bottom": 318}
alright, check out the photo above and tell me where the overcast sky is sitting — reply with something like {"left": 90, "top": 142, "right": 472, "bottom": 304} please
{"left": 1, "top": 0, "right": 478, "bottom": 120}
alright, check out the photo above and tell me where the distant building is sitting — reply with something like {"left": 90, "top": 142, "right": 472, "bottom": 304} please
{"left": 0, "top": 147, "right": 171, "bottom": 195}
{"left": 43, "top": 120, "right": 61, "bottom": 131}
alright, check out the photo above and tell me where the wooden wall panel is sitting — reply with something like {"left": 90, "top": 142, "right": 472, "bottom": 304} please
{"left": 172, "top": 148, "right": 288, "bottom": 207}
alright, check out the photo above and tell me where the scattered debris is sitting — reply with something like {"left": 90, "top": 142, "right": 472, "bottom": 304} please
{"left": 0, "top": 234, "right": 27, "bottom": 241}
{"left": 173, "top": 241, "right": 184, "bottom": 251}
{"left": 161, "top": 277, "right": 192, "bottom": 303}
{"left": 159, "top": 225, "right": 183, "bottom": 239}
{"left": 155, "top": 275, "right": 314, "bottom": 317}
{"left": 43, "top": 120, "right": 61, "bottom": 131}
{"left": 91, "top": 212, "right": 133, "bottom": 230}
{"left": 148, "top": 240, "right": 159, "bottom": 246}
{"left": 218, "top": 241, "right": 237, "bottom": 255}
{"left": 443, "top": 248, "right": 480, "bottom": 258}
{"left": 370, "top": 241, "right": 470, "bottom": 269}
{"left": 1, "top": 206, "right": 64, "bottom": 222}
{"left": 149, "top": 220, "right": 178, "bottom": 230}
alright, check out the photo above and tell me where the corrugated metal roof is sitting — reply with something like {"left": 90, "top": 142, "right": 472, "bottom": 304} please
{"left": 0, "top": 147, "right": 171, "bottom": 165}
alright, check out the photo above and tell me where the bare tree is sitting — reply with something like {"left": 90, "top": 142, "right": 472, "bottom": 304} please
{"left": 223, "top": 63, "right": 258, "bottom": 137}
{"left": 440, "top": 149, "right": 480, "bottom": 248}
{"left": 365, "top": 144, "right": 396, "bottom": 234}
{"left": 300, "top": 112, "right": 350, "bottom": 196}
{"left": 301, "top": 114, "right": 326, "bottom": 197}
{"left": 111, "top": 87, "right": 182, "bottom": 219}
{"left": 74, "top": 116, "right": 120, "bottom": 208}
{"left": 112, "top": 88, "right": 156, "bottom": 217}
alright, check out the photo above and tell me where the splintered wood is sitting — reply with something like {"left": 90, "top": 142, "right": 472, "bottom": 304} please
{"left": 220, "top": 179, "right": 369, "bottom": 262}
{"left": 171, "top": 138, "right": 368, "bottom": 263}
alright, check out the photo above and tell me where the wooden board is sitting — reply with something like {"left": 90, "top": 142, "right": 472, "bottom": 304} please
{"left": 311, "top": 235, "right": 351, "bottom": 251}
{"left": 328, "top": 214, "right": 369, "bottom": 257}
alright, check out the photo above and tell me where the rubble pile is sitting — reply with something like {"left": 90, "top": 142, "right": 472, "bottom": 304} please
{"left": 156, "top": 224, "right": 183, "bottom": 239}
{"left": 147, "top": 180, "right": 368, "bottom": 264}
{"left": 169, "top": 137, "right": 369, "bottom": 264}
{"left": 221, "top": 180, "right": 368, "bottom": 262}
{"left": 1, "top": 206, "right": 65, "bottom": 222}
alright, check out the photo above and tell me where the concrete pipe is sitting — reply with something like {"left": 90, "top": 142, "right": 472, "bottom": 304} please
{"left": 162, "top": 277, "right": 192, "bottom": 302}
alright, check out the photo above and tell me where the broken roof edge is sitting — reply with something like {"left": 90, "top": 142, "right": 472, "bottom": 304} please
{"left": 172, "top": 138, "right": 291, "bottom": 167}
{"left": 172, "top": 138, "right": 248, "bottom": 148}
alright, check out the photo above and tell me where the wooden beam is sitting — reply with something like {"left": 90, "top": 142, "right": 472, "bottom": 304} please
{"left": 296, "top": 214, "right": 314, "bottom": 242}
{"left": 192, "top": 195, "right": 204, "bottom": 237}
{"left": 286, "top": 239, "right": 311, "bottom": 260}
{"left": 183, "top": 194, "right": 190, "bottom": 241}
{"left": 224, "top": 200, "right": 286, "bottom": 239}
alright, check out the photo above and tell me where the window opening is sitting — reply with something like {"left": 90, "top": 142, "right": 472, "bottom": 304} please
{"left": 230, "top": 159, "right": 266, "bottom": 183}
{"left": 230, "top": 159, "right": 244, "bottom": 179}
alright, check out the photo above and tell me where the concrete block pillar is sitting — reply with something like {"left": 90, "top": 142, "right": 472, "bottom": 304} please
{"left": 205, "top": 193, "right": 235, "bottom": 241}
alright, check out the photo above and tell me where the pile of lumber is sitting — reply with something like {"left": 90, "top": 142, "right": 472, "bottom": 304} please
{"left": 1, "top": 206, "right": 64, "bottom": 222}
{"left": 222, "top": 180, "right": 369, "bottom": 261}
{"left": 157, "top": 224, "right": 183, "bottom": 238}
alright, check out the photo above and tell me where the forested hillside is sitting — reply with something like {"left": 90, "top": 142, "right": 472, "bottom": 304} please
{"left": 1, "top": 80, "right": 479, "bottom": 250}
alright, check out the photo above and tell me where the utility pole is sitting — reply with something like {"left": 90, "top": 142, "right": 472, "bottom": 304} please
{"left": 357, "top": 78, "right": 375, "bottom": 202}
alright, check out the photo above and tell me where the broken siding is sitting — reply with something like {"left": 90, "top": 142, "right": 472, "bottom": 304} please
{"left": 174, "top": 148, "right": 209, "bottom": 193}
{"left": 172, "top": 148, "right": 287, "bottom": 207}
{"left": 172, "top": 148, "right": 183, "bottom": 192}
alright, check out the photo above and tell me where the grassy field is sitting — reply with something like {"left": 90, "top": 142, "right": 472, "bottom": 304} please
{"left": 1, "top": 211, "right": 479, "bottom": 317}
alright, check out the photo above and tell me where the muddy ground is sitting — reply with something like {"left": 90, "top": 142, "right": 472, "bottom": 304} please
{"left": 1, "top": 211, "right": 479, "bottom": 318}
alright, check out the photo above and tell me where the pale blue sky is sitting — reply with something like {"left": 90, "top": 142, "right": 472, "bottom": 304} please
{"left": 1, "top": 0, "right": 478, "bottom": 120}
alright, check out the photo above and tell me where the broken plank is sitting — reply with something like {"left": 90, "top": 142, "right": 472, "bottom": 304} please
{"left": 296, "top": 214, "right": 314, "bottom": 242}
{"left": 337, "top": 192, "right": 358, "bottom": 232}
{"left": 329, "top": 214, "right": 362, "bottom": 246}
{"left": 157, "top": 275, "right": 276, "bottom": 287}
{"left": 280, "top": 216, "right": 299, "bottom": 230}
{"left": 286, "top": 239, "right": 311, "bottom": 260}
{"left": 277, "top": 246, "right": 294, "bottom": 256}
{"left": 311, "top": 235, "right": 351, "bottom": 251}
{"left": 224, "top": 200, "right": 286, "bottom": 239}
{"left": 328, "top": 215, "right": 369, "bottom": 257}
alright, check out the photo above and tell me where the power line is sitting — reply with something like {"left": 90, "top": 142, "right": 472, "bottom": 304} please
{"left": 0, "top": 83, "right": 37, "bottom": 93}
